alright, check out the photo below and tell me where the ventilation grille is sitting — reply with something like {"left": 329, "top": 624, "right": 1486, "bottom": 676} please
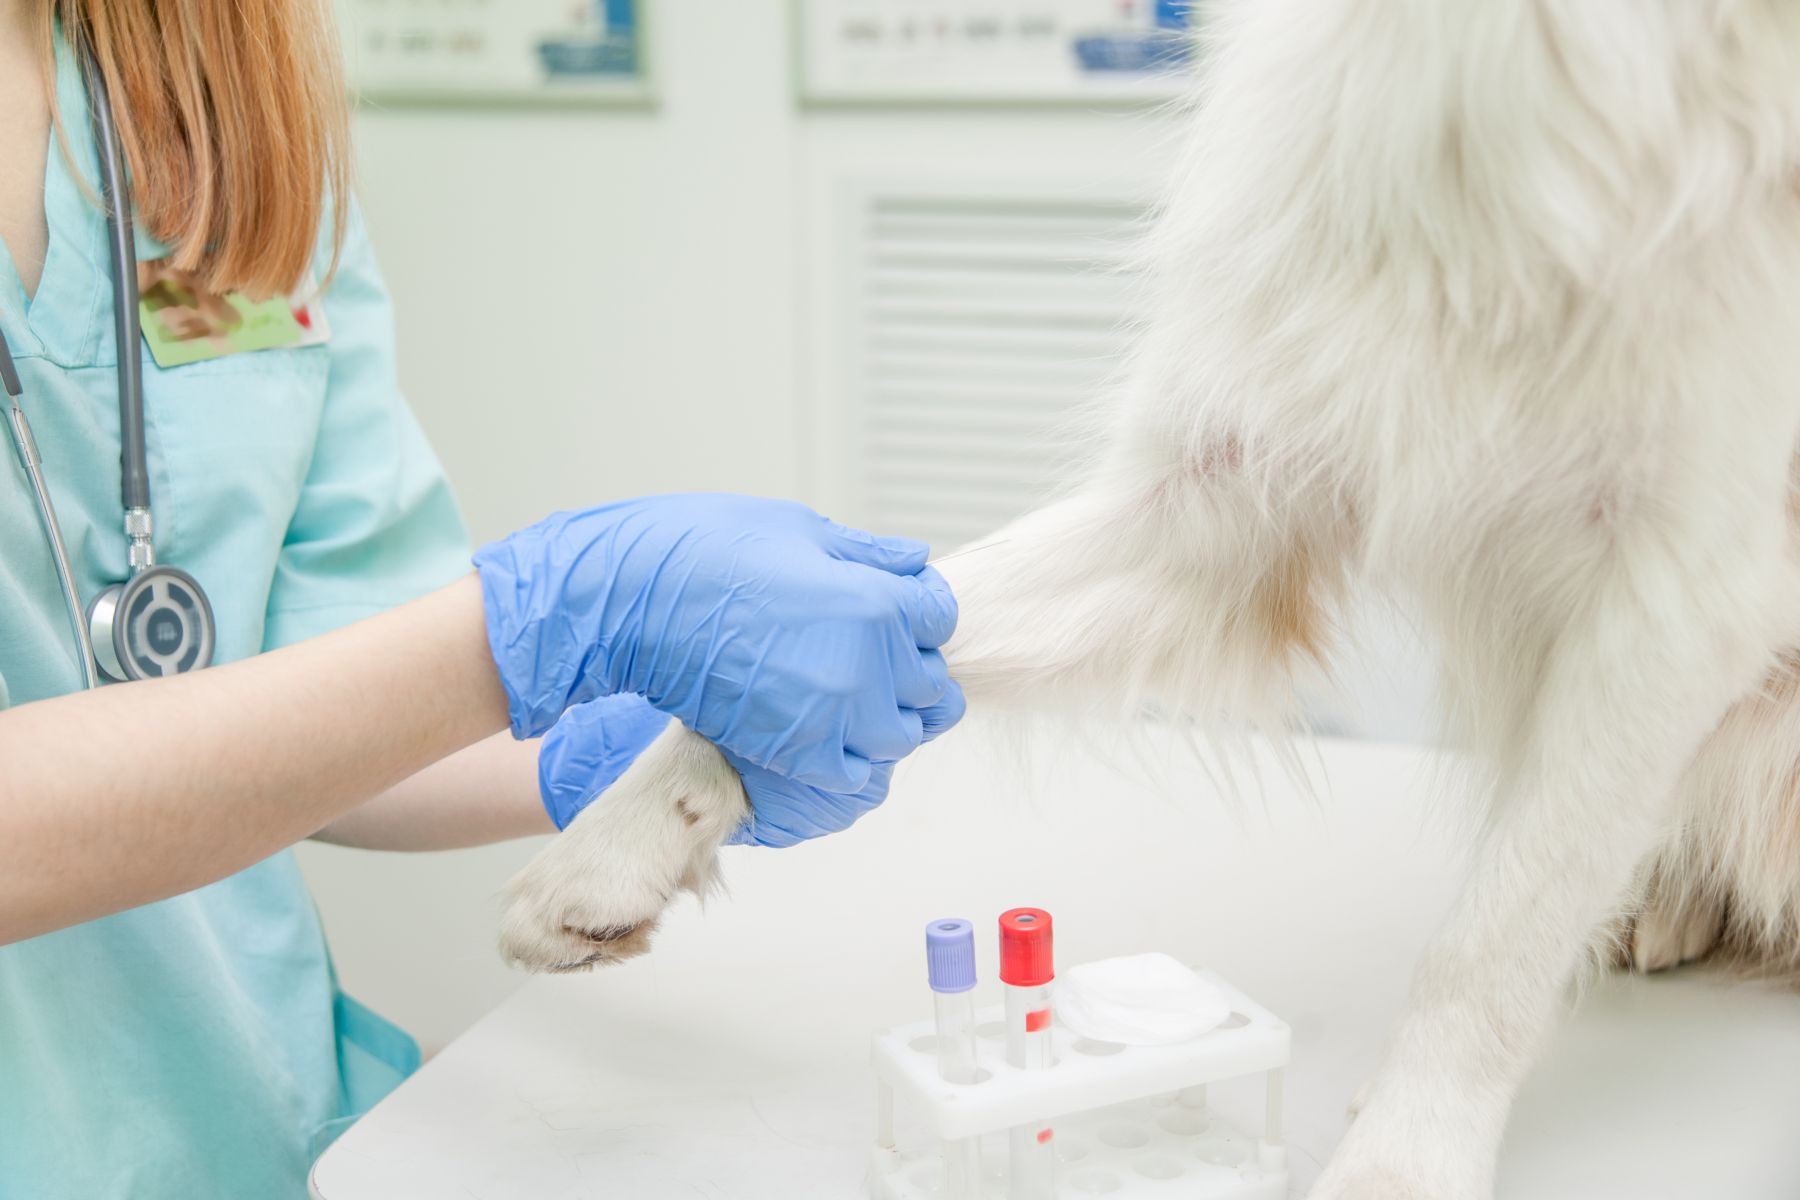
{"left": 851, "top": 192, "right": 1148, "bottom": 550}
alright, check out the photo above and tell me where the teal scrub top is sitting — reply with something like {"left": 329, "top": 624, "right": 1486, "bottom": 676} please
{"left": 0, "top": 36, "right": 473, "bottom": 1200}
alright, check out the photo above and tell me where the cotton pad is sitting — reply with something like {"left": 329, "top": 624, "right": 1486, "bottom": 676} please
{"left": 1053, "top": 953, "right": 1230, "bottom": 1046}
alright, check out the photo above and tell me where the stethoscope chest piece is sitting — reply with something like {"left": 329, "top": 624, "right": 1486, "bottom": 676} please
{"left": 0, "top": 42, "right": 223, "bottom": 689}
{"left": 87, "top": 565, "right": 216, "bottom": 682}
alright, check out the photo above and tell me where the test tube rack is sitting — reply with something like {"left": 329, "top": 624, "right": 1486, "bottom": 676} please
{"left": 869, "top": 970, "right": 1290, "bottom": 1199}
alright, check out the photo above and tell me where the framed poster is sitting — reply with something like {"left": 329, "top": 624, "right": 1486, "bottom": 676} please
{"left": 338, "top": 0, "right": 653, "bottom": 108}
{"left": 795, "top": 0, "right": 1197, "bottom": 105}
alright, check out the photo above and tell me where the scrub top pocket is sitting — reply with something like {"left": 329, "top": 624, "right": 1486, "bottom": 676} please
{"left": 139, "top": 346, "right": 332, "bottom": 664}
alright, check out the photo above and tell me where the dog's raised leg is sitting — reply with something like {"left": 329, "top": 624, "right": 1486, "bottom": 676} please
{"left": 1309, "top": 549, "right": 1791, "bottom": 1200}
{"left": 937, "top": 465, "right": 1356, "bottom": 728}
{"left": 498, "top": 463, "right": 1354, "bottom": 973}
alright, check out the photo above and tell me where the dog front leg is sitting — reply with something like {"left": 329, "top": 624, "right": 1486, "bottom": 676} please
{"left": 1309, "top": 555, "right": 1788, "bottom": 1200}
{"left": 937, "top": 469, "right": 1354, "bottom": 723}
{"left": 498, "top": 462, "right": 1353, "bottom": 972}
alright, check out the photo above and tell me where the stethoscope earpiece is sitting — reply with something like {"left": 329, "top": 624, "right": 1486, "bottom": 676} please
{"left": 87, "top": 566, "right": 217, "bottom": 683}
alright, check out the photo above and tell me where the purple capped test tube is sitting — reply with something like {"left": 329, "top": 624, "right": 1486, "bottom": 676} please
{"left": 927, "top": 918, "right": 981, "bottom": 1197}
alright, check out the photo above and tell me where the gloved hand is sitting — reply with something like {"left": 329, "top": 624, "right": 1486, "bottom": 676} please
{"left": 726, "top": 667, "right": 964, "bottom": 845}
{"left": 539, "top": 691, "right": 968, "bottom": 845}
{"left": 724, "top": 751, "right": 895, "bottom": 848}
{"left": 475, "top": 494, "right": 963, "bottom": 792}
{"left": 537, "top": 694, "right": 674, "bottom": 830}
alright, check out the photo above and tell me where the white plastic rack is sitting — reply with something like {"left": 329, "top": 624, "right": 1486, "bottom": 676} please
{"left": 869, "top": 970, "right": 1290, "bottom": 1198}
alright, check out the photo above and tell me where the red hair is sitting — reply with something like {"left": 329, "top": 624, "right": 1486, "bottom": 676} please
{"left": 43, "top": 0, "right": 350, "bottom": 298}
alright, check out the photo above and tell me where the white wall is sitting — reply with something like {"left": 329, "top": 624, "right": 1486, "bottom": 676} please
{"left": 297, "top": 0, "right": 1434, "bottom": 1055}
{"left": 298, "top": 1, "right": 808, "bottom": 1054}
{"left": 355, "top": 5, "right": 807, "bottom": 542}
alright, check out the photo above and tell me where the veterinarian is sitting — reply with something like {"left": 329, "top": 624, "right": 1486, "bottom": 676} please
{"left": 0, "top": 5, "right": 962, "bottom": 1198}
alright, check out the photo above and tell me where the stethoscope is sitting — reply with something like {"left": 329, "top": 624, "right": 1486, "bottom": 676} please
{"left": 0, "top": 42, "right": 215, "bottom": 688}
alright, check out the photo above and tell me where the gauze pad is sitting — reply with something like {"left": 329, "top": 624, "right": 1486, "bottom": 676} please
{"left": 1053, "top": 953, "right": 1230, "bottom": 1046}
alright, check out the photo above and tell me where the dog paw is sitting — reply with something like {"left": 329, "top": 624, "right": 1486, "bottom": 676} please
{"left": 497, "top": 848, "right": 677, "bottom": 973}
{"left": 1309, "top": 1151, "right": 1488, "bottom": 1200}
{"left": 1307, "top": 1169, "right": 1431, "bottom": 1200}
{"left": 1308, "top": 1168, "right": 1456, "bottom": 1200}
{"left": 1308, "top": 1092, "right": 1495, "bottom": 1200}
{"left": 1625, "top": 887, "right": 1725, "bottom": 974}
{"left": 497, "top": 722, "right": 749, "bottom": 973}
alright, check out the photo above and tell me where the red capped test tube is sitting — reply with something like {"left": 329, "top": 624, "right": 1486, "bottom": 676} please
{"left": 1000, "top": 907, "right": 1054, "bottom": 1199}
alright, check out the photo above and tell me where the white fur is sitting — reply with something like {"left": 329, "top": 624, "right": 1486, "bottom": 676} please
{"left": 501, "top": 1, "right": 1800, "bottom": 1193}
{"left": 497, "top": 722, "right": 744, "bottom": 973}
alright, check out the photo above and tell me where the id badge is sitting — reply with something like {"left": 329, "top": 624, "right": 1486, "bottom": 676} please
{"left": 137, "top": 259, "right": 329, "bottom": 368}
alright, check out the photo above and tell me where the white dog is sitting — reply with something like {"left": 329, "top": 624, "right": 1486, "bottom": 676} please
{"left": 499, "top": 2, "right": 1800, "bottom": 1195}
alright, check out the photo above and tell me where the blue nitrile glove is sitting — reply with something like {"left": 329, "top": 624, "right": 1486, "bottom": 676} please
{"left": 540, "top": 690, "right": 968, "bottom": 845}
{"left": 474, "top": 494, "right": 964, "bottom": 792}
{"left": 724, "top": 752, "right": 896, "bottom": 848}
{"left": 537, "top": 694, "right": 674, "bottom": 830}
{"left": 726, "top": 673, "right": 964, "bottom": 845}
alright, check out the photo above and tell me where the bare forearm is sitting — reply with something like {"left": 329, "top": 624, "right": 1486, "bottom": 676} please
{"left": 310, "top": 731, "right": 555, "bottom": 851}
{"left": 0, "top": 575, "right": 508, "bottom": 943}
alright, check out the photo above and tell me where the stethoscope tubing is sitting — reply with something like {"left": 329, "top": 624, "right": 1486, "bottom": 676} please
{"left": 0, "top": 39, "right": 179, "bottom": 690}
{"left": 80, "top": 42, "right": 151, "bottom": 519}
{"left": 0, "top": 328, "right": 101, "bottom": 690}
